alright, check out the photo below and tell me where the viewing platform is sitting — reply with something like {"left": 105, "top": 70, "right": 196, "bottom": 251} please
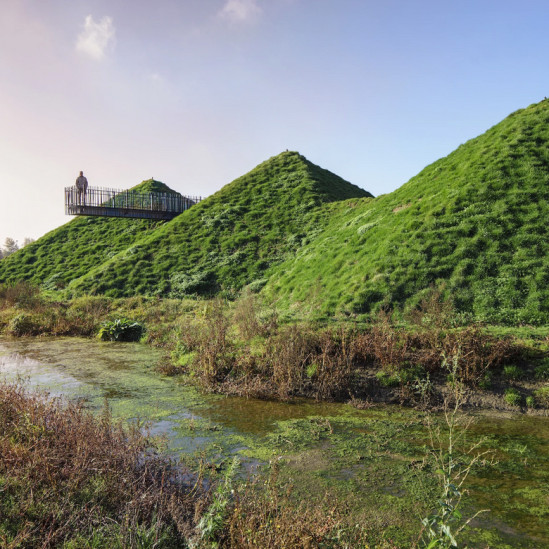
{"left": 65, "top": 186, "right": 201, "bottom": 221}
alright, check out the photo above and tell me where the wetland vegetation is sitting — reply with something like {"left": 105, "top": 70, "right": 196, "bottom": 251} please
{"left": 2, "top": 100, "right": 549, "bottom": 547}
{"left": 1, "top": 283, "right": 547, "bottom": 412}
{"left": 1, "top": 335, "right": 548, "bottom": 548}
{"left": 1, "top": 227, "right": 549, "bottom": 549}
{"left": 1, "top": 288, "right": 548, "bottom": 547}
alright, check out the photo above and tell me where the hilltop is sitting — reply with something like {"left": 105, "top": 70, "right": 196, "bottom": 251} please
{"left": 68, "top": 151, "right": 371, "bottom": 297}
{"left": 0, "top": 179, "right": 178, "bottom": 290}
{"left": 265, "top": 100, "right": 549, "bottom": 324}
{"left": 127, "top": 179, "right": 178, "bottom": 194}
{"left": 3, "top": 99, "right": 549, "bottom": 326}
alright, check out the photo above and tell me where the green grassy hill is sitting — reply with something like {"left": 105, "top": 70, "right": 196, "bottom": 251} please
{"left": 264, "top": 100, "right": 549, "bottom": 324}
{"left": 67, "top": 151, "right": 371, "bottom": 297}
{"left": 4, "top": 100, "right": 549, "bottom": 326}
{"left": 0, "top": 179, "right": 178, "bottom": 290}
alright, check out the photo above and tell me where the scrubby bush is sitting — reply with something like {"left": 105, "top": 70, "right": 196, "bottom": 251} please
{"left": 177, "top": 298, "right": 235, "bottom": 384}
{"left": 168, "top": 295, "right": 522, "bottom": 402}
{"left": 176, "top": 306, "right": 357, "bottom": 400}
{"left": 354, "top": 318, "right": 517, "bottom": 386}
{"left": 7, "top": 313, "right": 39, "bottom": 336}
{"left": 0, "top": 281, "right": 41, "bottom": 309}
{"left": 0, "top": 380, "right": 201, "bottom": 547}
{"left": 66, "top": 296, "right": 112, "bottom": 335}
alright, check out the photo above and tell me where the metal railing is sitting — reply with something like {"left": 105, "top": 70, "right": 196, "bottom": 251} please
{"left": 65, "top": 186, "right": 201, "bottom": 220}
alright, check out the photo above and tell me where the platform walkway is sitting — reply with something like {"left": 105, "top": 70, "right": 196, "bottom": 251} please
{"left": 65, "top": 186, "right": 201, "bottom": 220}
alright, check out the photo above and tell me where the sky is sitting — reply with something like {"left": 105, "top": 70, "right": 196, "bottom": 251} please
{"left": 1, "top": 0, "right": 549, "bottom": 246}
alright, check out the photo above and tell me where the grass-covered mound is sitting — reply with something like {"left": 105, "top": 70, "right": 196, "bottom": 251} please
{"left": 126, "top": 179, "right": 177, "bottom": 194}
{"left": 265, "top": 99, "right": 549, "bottom": 324}
{"left": 0, "top": 179, "right": 176, "bottom": 290}
{"left": 6, "top": 99, "right": 549, "bottom": 326}
{"left": 69, "top": 151, "right": 371, "bottom": 297}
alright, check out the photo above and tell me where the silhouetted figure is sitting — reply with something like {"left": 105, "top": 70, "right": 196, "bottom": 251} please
{"left": 75, "top": 171, "right": 88, "bottom": 205}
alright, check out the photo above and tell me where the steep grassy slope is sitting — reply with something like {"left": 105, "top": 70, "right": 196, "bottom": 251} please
{"left": 69, "top": 151, "right": 371, "bottom": 297}
{"left": 0, "top": 180, "right": 177, "bottom": 289}
{"left": 265, "top": 100, "right": 549, "bottom": 324}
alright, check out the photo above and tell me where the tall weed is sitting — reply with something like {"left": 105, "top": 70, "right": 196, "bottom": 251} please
{"left": 417, "top": 390, "right": 493, "bottom": 548}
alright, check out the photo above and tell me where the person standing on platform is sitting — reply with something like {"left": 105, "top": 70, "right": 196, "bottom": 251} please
{"left": 75, "top": 171, "right": 88, "bottom": 205}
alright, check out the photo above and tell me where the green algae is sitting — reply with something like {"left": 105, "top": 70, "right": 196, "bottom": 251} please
{"left": 1, "top": 336, "right": 548, "bottom": 547}
{"left": 0, "top": 336, "right": 216, "bottom": 453}
{"left": 229, "top": 410, "right": 549, "bottom": 547}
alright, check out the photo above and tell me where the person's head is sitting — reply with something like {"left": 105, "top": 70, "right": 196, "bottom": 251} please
{"left": 79, "top": 171, "right": 83, "bottom": 176}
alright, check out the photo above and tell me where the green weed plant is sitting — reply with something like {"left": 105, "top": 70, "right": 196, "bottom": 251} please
{"left": 419, "top": 392, "right": 492, "bottom": 548}
{"left": 98, "top": 318, "right": 145, "bottom": 342}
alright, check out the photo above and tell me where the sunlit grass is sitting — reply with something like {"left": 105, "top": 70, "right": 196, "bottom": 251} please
{"left": 265, "top": 100, "right": 549, "bottom": 324}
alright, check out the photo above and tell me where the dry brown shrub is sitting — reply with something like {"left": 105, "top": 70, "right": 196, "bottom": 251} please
{"left": 353, "top": 310, "right": 412, "bottom": 369}
{"left": 0, "top": 293, "right": 113, "bottom": 337}
{"left": 0, "top": 380, "right": 203, "bottom": 548}
{"left": 66, "top": 296, "right": 112, "bottom": 335}
{"left": 351, "top": 289, "right": 519, "bottom": 386}
{"left": 311, "top": 327, "right": 356, "bottom": 399}
{"left": 180, "top": 298, "right": 236, "bottom": 385}
{"left": 0, "top": 281, "right": 42, "bottom": 310}
{"left": 170, "top": 290, "right": 520, "bottom": 400}
{"left": 266, "top": 324, "right": 315, "bottom": 399}
{"left": 436, "top": 325, "right": 517, "bottom": 384}
{"left": 354, "top": 315, "right": 518, "bottom": 386}
{"left": 221, "top": 464, "right": 375, "bottom": 549}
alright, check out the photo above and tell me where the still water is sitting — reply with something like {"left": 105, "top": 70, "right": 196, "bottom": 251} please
{"left": 1, "top": 336, "right": 548, "bottom": 547}
{"left": 0, "top": 336, "right": 352, "bottom": 454}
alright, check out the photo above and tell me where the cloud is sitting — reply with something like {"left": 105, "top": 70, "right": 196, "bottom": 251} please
{"left": 76, "top": 15, "right": 116, "bottom": 60}
{"left": 219, "top": 0, "right": 262, "bottom": 23}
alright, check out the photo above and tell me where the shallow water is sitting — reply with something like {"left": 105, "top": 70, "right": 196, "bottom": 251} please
{"left": 0, "top": 337, "right": 350, "bottom": 454}
{"left": 0, "top": 336, "right": 548, "bottom": 547}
